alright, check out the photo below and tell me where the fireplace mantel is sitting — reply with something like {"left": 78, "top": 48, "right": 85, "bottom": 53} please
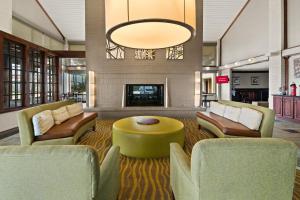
{"left": 86, "top": 106, "right": 204, "bottom": 119}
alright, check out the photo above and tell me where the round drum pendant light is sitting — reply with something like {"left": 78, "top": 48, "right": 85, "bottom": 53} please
{"left": 105, "top": 0, "right": 196, "bottom": 49}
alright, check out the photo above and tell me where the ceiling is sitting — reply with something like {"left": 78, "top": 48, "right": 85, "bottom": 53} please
{"left": 233, "top": 62, "right": 269, "bottom": 72}
{"left": 38, "top": 0, "right": 248, "bottom": 43}
{"left": 38, "top": 0, "right": 85, "bottom": 42}
{"left": 203, "top": 0, "right": 248, "bottom": 42}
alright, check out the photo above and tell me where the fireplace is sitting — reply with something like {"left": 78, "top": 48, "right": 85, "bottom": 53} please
{"left": 126, "top": 84, "right": 164, "bottom": 107}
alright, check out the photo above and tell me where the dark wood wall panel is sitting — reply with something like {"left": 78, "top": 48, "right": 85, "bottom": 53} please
{"left": 294, "top": 98, "right": 300, "bottom": 121}
{"left": 283, "top": 96, "right": 294, "bottom": 119}
{"left": 274, "top": 95, "right": 300, "bottom": 122}
{"left": 274, "top": 96, "right": 283, "bottom": 117}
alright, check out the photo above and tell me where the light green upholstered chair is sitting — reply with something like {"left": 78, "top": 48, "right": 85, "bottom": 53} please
{"left": 170, "top": 138, "right": 297, "bottom": 200}
{"left": 0, "top": 145, "right": 120, "bottom": 200}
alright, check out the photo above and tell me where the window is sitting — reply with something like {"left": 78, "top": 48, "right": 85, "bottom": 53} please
{"left": 71, "top": 72, "right": 86, "bottom": 93}
{"left": 69, "top": 71, "right": 86, "bottom": 102}
{"left": 3, "top": 40, "right": 24, "bottom": 109}
{"left": 47, "top": 56, "right": 57, "bottom": 102}
{"left": 203, "top": 45, "right": 217, "bottom": 66}
{"left": 29, "top": 49, "right": 43, "bottom": 105}
{"left": 1, "top": 33, "right": 60, "bottom": 113}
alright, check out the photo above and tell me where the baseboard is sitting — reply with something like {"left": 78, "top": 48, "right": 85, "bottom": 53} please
{"left": 0, "top": 127, "right": 19, "bottom": 140}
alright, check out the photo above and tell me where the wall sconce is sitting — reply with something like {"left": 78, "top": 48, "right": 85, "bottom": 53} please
{"left": 88, "top": 71, "right": 95, "bottom": 108}
{"left": 194, "top": 71, "right": 201, "bottom": 107}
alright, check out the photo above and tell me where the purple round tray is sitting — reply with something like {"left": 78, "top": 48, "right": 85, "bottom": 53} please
{"left": 136, "top": 118, "right": 160, "bottom": 125}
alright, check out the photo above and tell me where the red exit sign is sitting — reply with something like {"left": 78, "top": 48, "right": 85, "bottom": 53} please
{"left": 216, "top": 76, "right": 229, "bottom": 84}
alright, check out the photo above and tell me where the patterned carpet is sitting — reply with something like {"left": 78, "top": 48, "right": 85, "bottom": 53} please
{"left": 78, "top": 119, "right": 300, "bottom": 200}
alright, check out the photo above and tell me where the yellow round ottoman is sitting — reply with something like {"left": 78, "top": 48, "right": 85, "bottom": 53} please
{"left": 112, "top": 116, "right": 185, "bottom": 158}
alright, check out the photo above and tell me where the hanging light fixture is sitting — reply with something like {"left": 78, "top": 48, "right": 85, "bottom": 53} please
{"left": 105, "top": 0, "right": 196, "bottom": 49}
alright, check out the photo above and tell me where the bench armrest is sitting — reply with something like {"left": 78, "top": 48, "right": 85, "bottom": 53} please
{"left": 170, "top": 143, "right": 192, "bottom": 179}
{"left": 170, "top": 143, "right": 195, "bottom": 199}
{"left": 98, "top": 146, "right": 120, "bottom": 200}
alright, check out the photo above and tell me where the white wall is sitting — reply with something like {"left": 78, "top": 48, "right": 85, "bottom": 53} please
{"left": 220, "top": 0, "right": 286, "bottom": 109}
{"left": 268, "top": 0, "right": 285, "bottom": 109}
{"left": 288, "top": 0, "right": 300, "bottom": 48}
{"left": 269, "top": 54, "right": 285, "bottom": 108}
{"left": 268, "top": 0, "right": 284, "bottom": 53}
{"left": 69, "top": 44, "right": 85, "bottom": 51}
{"left": 0, "top": 0, "right": 12, "bottom": 33}
{"left": 220, "top": 69, "right": 232, "bottom": 100}
{"left": 0, "top": 112, "right": 18, "bottom": 132}
{"left": 12, "top": 0, "right": 63, "bottom": 42}
{"left": 12, "top": 18, "right": 64, "bottom": 50}
{"left": 289, "top": 55, "right": 300, "bottom": 87}
{"left": 221, "top": 0, "right": 269, "bottom": 65}
{"left": 232, "top": 72, "right": 269, "bottom": 89}
{"left": 218, "top": 0, "right": 270, "bottom": 101}
{"left": 286, "top": 0, "right": 300, "bottom": 94}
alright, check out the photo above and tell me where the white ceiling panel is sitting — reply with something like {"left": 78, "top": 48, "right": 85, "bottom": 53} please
{"left": 203, "top": 0, "right": 248, "bottom": 42}
{"left": 38, "top": 0, "right": 85, "bottom": 42}
{"left": 38, "top": 0, "right": 248, "bottom": 42}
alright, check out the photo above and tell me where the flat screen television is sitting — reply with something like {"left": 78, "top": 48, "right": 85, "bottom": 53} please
{"left": 126, "top": 84, "right": 164, "bottom": 107}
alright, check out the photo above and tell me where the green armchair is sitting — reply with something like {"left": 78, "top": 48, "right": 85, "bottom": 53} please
{"left": 170, "top": 138, "right": 297, "bottom": 200}
{"left": 0, "top": 145, "right": 120, "bottom": 200}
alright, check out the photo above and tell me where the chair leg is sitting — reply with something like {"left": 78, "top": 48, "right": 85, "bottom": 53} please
{"left": 92, "top": 126, "right": 96, "bottom": 131}
{"left": 198, "top": 125, "right": 201, "bottom": 130}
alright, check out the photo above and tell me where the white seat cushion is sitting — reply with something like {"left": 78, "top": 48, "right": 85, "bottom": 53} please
{"left": 210, "top": 102, "right": 226, "bottom": 116}
{"left": 32, "top": 110, "right": 55, "bottom": 136}
{"left": 239, "top": 108, "right": 263, "bottom": 130}
{"left": 223, "top": 106, "right": 241, "bottom": 122}
{"left": 52, "top": 106, "right": 70, "bottom": 125}
{"left": 66, "top": 103, "right": 83, "bottom": 118}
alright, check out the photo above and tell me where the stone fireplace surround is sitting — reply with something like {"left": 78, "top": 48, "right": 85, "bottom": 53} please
{"left": 85, "top": 73, "right": 204, "bottom": 119}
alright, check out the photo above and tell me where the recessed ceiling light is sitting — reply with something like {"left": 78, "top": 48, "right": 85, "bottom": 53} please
{"left": 248, "top": 58, "right": 254, "bottom": 62}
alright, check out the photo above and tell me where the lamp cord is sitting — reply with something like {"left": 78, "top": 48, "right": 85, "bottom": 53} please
{"left": 127, "top": 0, "right": 130, "bottom": 21}
{"left": 184, "top": 0, "right": 186, "bottom": 23}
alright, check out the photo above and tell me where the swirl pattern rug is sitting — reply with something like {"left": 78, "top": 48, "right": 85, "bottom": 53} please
{"left": 78, "top": 119, "right": 300, "bottom": 200}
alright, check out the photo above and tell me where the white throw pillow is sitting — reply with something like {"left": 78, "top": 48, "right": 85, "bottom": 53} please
{"left": 52, "top": 106, "right": 70, "bottom": 125}
{"left": 32, "top": 110, "right": 55, "bottom": 136}
{"left": 239, "top": 108, "right": 263, "bottom": 130}
{"left": 223, "top": 106, "right": 241, "bottom": 122}
{"left": 210, "top": 102, "right": 226, "bottom": 116}
{"left": 66, "top": 103, "right": 83, "bottom": 118}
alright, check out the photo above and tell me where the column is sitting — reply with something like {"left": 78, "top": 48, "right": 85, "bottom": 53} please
{"left": 268, "top": 0, "right": 285, "bottom": 109}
